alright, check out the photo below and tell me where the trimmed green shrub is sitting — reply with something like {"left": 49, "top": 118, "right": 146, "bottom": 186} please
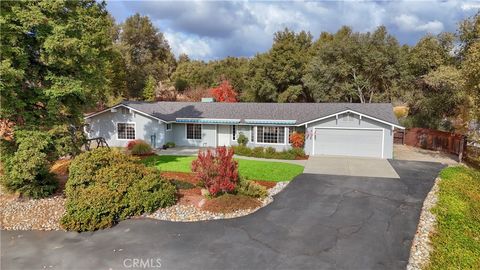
{"left": 169, "top": 179, "right": 195, "bottom": 189}
{"left": 130, "top": 140, "right": 153, "bottom": 155}
{"left": 237, "top": 133, "right": 249, "bottom": 146}
{"left": 264, "top": 147, "right": 276, "bottom": 158}
{"left": 61, "top": 148, "right": 176, "bottom": 231}
{"left": 236, "top": 178, "right": 268, "bottom": 199}
{"left": 289, "top": 147, "right": 306, "bottom": 159}
{"left": 232, "top": 145, "right": 252, "bottom": 156}
{"left": 1, "top": 130, "right": 58, "bottom": 198}
{"left": 252, "top": 147, "right": 265, "bottom": 157}
{"left": 165, "top": 142, "right": 176, "bottom": 148}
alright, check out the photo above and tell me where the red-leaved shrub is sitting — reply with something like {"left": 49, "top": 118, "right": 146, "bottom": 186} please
{"left": 126, "top": 140, "right": 141, "bottom": 150}
{"left": 191, "top": 147, "right": 239, "bottom": 196}
{"left": 289, "top": 132, "right": 305, "bottom": 148}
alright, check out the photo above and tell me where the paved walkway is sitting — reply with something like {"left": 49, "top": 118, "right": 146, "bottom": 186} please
{"left": 304, "top": 155, "right": 400, "bottom": 178}
{"left": 394, "top": 144, "right": 458, "bottom": 165}
{"left": 1, "top": 160, "right": 444, "bottom": 270}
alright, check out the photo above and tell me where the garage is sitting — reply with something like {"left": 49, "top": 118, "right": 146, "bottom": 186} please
{"left": 313, "top": 128, "right": 384, "bottom": 158}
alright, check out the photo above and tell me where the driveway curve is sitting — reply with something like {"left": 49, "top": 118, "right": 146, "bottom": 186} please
{"left": 1, "top": 160, "right": 444, "bottom": 270}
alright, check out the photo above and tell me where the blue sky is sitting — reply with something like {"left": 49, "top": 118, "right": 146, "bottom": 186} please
{"left": 106, "top": 1, "right": 480, "bottom": 61}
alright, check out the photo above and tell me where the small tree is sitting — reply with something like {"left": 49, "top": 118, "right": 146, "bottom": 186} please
{"left": 210, "top": 80, "right": 238, "bottom": 102}
{"left": 191, "top": 147, "right": 239, "bottom": 196}
{"left": 237, "top": 133, "right": 249, "bottom": 146}
{"left": 142, "top": 75, "right": 157, "bottom": 101}
{"left": 289, "top": 132, "right": 305, "bottom": 148}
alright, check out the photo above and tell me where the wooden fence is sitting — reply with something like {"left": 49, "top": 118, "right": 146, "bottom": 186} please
{"left": 394, "top": 128, "right": 468, "bottom": 159}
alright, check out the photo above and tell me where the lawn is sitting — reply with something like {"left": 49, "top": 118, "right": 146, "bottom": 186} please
{"left": 427, "top": 166, "right": 480, "bottom": 269}
{"left": 141, "top": 155, "right": 304, "bottom": 182}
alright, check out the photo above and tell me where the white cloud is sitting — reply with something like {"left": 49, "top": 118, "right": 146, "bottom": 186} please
{"left": 393, "top": 14, "right": 444, "bottom": 34}
{"left": 107, "top": 0, "right": 478, "bottom": 60}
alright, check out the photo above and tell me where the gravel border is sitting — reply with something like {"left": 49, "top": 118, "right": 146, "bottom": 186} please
{"left": 146, "top": 181, "right": 290, "bottom": 222}
{"left": 407, "top": 177, "right": 441, "bottom": 270}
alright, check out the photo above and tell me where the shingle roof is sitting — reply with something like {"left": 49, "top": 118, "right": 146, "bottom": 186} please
{"left": 120, "top": 101, "right": 400, "bottom": 126}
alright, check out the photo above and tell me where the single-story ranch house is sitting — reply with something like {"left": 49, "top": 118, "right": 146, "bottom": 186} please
{"left": 84, "top": 101, "right": 403, "bottom": 159}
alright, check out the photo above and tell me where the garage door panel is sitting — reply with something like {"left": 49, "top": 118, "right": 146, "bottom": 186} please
{"left": 314, "top": 128, "right": 383, "bottom": 158}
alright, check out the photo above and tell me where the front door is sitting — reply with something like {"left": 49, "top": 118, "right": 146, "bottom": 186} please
{"left": 217, "top": 125, "right": 230, "bottom": 146}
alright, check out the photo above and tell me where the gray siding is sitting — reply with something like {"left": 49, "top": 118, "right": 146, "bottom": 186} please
{"left": 85, "top": 106, "right": 165, "bottom": 148}
{"left": 173, "top": 124, "right": 216, "bottom": 147}
{"left": 304, "top": 113, "right": 393, "bottom": 158}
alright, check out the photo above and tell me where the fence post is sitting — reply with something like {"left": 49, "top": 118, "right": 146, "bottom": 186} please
{"left": 458, "top": 136, "right": 466, "bottom": 163}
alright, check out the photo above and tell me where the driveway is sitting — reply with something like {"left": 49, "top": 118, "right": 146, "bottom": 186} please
{"left": 304, "top": 156, "right": 400, "bottom": 178}
{"left": 1, "top": 160, "right": 444, "bottom": 270}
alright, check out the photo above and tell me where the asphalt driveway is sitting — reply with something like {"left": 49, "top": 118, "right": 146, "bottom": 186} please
{"left": 1, "top": 160, "right": 444, "bottom": 270}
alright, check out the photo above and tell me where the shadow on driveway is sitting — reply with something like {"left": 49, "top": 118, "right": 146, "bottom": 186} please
{"left": 1, "top": 160, "right": 445, "bottom": 270}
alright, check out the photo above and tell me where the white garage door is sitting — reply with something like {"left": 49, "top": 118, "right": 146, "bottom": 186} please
{"left": 313, "top": 128, "right": 384, "bottom": 158}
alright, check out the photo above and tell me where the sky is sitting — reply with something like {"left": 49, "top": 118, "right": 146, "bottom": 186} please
{"left": 106, "top": 0, "right": 480, "bottom": 61}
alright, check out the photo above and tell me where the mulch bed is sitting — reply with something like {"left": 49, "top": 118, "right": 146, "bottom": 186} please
{"left": 202, "top": 194, "right": 262, "bottom": 214}
{"left": 161, "top": 172, "right": 199, "bottom": 185}
{"left": 253, "top": 180, "right": 277, "bottom": 189}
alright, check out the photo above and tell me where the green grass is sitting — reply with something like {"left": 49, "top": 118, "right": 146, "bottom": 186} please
{"left": 141, "top": 155, "right": 304, "bottom": 182}
{"left": 427, "top": 166, "right": 480, "bottom": 270}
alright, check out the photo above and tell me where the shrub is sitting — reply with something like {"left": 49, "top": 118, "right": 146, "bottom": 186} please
{"left": 289, "top": 132, "right": 305, "bottom": 148}
{"left": 237, "top": 133, "right": 249, "bottom": 146}
{"left": 232, "top": 145, "right": 251, "bottom": 156}
{"left": 252, "top": 147, "right": 265, "bottom": 157}
{"left": 165, "top": 142, "right": 176, "bottom": 148}
{"left": 131, "top": 140, "right": 153, "bottom": 155}
{"left": 236, "top": 177, "right": 268, "bottom": 199}
{"left": 191, "top": 147, "right": 239, "bottom": 197}
{"left": 61, "top": 148, "right": 176, "bottom": 231}
{"left": 289, "top": 147, "right": 306, "bottom": 159}
{"left": 126, "top": 140, "right": 140, "bottom": 150}
{"left": 264, "top": 147, "right": 276, "bottom": 158}
{"left": 1, "top": 130, "right": 58, "bottom": 198}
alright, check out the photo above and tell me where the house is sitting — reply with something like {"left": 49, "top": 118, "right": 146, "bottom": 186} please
{"left": 84, "top": 101, "right": 403, "bottom": 159}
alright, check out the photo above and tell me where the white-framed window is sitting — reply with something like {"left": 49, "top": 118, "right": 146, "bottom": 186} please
{"left": 232, "top": 125, "right": 237, "bottom": 140}
{"left": 117, "top": 123, "right": 135, "bottom": 140}
{"left": 166, "top": 123, "right": 172, "bottom": 131}
{"left": 256, "top": 126, "right": 285, "bottom": 144}
{"left": 186, "top": 124, "right": 201, "bottom": 140}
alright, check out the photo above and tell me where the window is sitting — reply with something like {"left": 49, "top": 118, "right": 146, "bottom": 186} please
{"left": 232, "top": 125, "right": 237, "bottom": 140}
{"left": 117, "top": 123, "right": 135, "bottom": 140}
{"left": 251, "top": 126, "right": 255, "bottom": 142}
{"left": 186, "top": 124, "right": 201, "bottom": 140}
{"left": 166, "top": 123, "right": 172, "bottom": 131}
{"left": 256, "top": 126, "right": 285, "bottom": 144}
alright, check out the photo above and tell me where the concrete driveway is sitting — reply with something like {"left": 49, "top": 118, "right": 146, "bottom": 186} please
{"left": 1, "top": 160, "right": 444, "bottom": 270}
{"left": 304, "top": 156, "right": 400, "bottom": 178}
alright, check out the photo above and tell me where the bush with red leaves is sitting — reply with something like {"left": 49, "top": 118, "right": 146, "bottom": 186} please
{"left": 191, "top": 147, "right": 239, "bottom": 197}
{"left": 289, "top": 132, "right": 305, "bottom": 148}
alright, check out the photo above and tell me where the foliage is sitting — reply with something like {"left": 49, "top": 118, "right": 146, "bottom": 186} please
{"left": 236, "top": 133, "right": 249, "bottom": 146}
{"left": 141, "top": 154, "right": 304, "bottom": 182}
{"left": 244, "top": 28, "right": 313, "bottom": 102}
{"left": 142, "top": 75, "right": 157, "bottom": 101}
{"left": 236, "top": 177, "right": 268, "bottom": 199}
{"left": 62, "top": 148, "right": 175, "bottom": 231}
{"left": 169, "top": 179, "right": 195, "bottom": 190}
{"left": 118, "top": 13, "right": 175, "bottom": 98}
{"left": 202, "top": 194, "right": 261, "bottom": 214}
{"left": 130, "top": 140, "right": 153, "bottom": 155}
{"left": 191, "top": 147, "right": 239, "bottom": 196}
{"left": 1, "top": 130, "right": 58, "bottom": 198}
{"left": 0, "top": 0, "right": 114, "bottom": 128}
{"left": 289, "top": 132, "right": 305, "bottom": 148}
{"left": 427, "top": 166, "right": 480, "bottom": 269}
{"left": 165, "top": 142, "right": 176, "bottom": 148}
{"left": 210, "top": 80, "right": 238, "bottom": 102}
{"left": 231, "top": 145, "right": 306, "bottom": 160}
{"left": 304, "top": 26, "right": 404, "bottom": 103}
